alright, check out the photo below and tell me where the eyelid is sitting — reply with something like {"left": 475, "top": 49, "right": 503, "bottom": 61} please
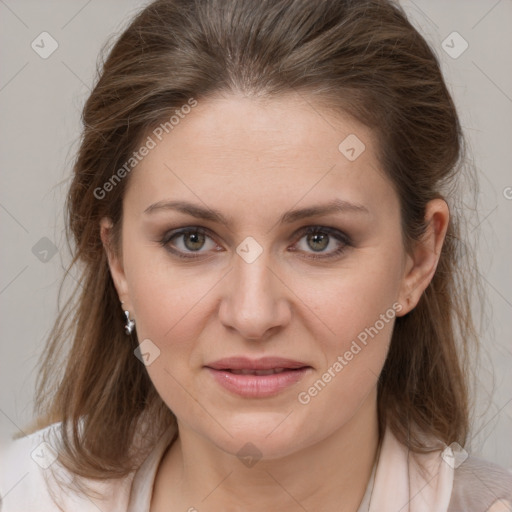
{"left": 293, "top": 225, "right": 351, "bottom": 245}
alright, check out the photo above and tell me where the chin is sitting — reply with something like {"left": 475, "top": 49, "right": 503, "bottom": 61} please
{"left": 199, "top": 411, "right": 317, "bottom": 461}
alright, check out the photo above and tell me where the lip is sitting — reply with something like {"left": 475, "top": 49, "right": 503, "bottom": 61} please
{"left": 206, "top": 356, "right": 309, "bottom": 371}
{"left": 205, "top": 357, "right": 312, "bottom": 398}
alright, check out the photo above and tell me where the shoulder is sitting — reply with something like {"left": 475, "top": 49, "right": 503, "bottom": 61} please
{"left": 0, "top": 423, "right": 61, "bottom": 511}
{"left": 448, "top": 454, "right": 512, "bottom": 512}
{"left": 394, "top": 428, "right": 512, "bottom": 512}
{"left": 0, "top": 422, "right": 133, "bottom": 512}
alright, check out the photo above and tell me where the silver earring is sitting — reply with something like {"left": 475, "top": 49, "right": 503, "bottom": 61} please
{"left": 124, "top": 310, "right": 135, "bottom": 335}
{"left": 121, "top": 302, "right": 135, "bottom": 335}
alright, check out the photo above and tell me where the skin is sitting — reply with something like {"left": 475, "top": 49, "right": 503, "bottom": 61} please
{"left": 100, "top": 93, "right": 449, "bottom": 512}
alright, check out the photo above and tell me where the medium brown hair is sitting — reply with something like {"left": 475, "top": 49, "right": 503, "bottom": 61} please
{"left": 32, "top": 0, "right": 480, "bottom": 482}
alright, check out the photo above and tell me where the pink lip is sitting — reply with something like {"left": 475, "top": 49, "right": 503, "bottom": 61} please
{"left": 206, "top": 356, "right": 309, "bottom": 371}
{"left": 205, "top": 357, "right": 311, "bottom": 398}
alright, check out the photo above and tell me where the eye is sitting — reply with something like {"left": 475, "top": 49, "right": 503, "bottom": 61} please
{"left": 292, "top": 226, "right": 351, "bottom": 260}
{"left": 160, "top": 227, "right": 220, "bottom": 259}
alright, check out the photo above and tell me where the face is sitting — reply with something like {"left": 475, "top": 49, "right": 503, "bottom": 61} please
{"left": 103, "top": 93, "right": 430, "bottom": 459}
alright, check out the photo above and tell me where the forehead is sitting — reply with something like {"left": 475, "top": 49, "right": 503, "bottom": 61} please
{"left": 124, "top": 93, "right": 396, "bottom": 222}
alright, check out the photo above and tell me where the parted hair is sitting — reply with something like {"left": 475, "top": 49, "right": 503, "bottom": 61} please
{"left": 31, "top": 0, "right": 480, "bottom": 482}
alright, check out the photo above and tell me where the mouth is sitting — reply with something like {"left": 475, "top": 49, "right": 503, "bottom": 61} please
{"left": 205, "top": 357, "right": 312, "bottom": 397}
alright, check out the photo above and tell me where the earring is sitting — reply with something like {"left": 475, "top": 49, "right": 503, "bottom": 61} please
{"left": 124, "top": 310, "right": 135, "bottom": 335}
{"left": 121, "top": 302, "right": 135, "bottom": 335}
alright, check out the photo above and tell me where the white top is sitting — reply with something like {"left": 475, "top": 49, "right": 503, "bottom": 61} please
{"left": 0, "top": 421, "right": 511, "bottom": 511}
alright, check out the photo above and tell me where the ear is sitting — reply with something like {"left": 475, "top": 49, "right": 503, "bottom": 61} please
{"left": 396, "top": 198, "right": 449, "bottom": 316}
{"left": 100, "top": 217, "right": 131, "bottom": 309}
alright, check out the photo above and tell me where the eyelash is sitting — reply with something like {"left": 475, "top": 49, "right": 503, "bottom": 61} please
{"left": 159, "top": 226, "right": 352, "bottom": 261}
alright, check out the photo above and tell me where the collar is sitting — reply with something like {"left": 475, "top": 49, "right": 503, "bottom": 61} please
{"left": 126, "top": 424, "right": 454, "bottom": 512}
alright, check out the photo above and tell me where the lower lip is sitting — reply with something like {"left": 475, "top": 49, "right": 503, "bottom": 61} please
{"left": 206, "top": 367, "right": 310, "bottom": 398}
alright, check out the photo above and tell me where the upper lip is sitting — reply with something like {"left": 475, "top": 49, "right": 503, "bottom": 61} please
{"left": 206, "top": 356, "right": 310, "bottom": 371}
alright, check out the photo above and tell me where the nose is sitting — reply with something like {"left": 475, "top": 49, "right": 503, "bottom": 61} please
{"left": 218, "top": 249, "right": 292, "bottom": 341}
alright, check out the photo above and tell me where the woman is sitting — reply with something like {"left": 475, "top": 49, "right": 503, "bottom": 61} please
{"left": 1, "top": 0, "right": 511, "bottom": 510}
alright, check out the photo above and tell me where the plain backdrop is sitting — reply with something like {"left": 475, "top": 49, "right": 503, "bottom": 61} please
{"left": 1, "top": 0, "right": 511, "bottom": 468}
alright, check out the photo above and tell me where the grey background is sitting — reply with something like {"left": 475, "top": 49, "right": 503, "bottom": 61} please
{"left": 0, "top": 0, "right": 511, "bottom": 467}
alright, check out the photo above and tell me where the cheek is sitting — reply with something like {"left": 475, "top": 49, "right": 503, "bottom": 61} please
{"left": 293, "top": 272, "right": 399, "bottom": 435}
{"left": 290, "top": 246, "right": 403, "bottom": 406}
{"left": 124, "top": 252, "right": 212, "bottom": 415}
{"left": 293, "top": 250, "right": 403, "bottom": 349}
{"left": 128, "top": 265, "right": 208, "bottom": 345}
{"left": 120, "top": 230, "right": 207, "bottom": 346}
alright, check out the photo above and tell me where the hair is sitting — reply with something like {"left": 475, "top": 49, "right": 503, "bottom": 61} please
{"left": 30, "top": 0, "right": 481, "bottom": 484}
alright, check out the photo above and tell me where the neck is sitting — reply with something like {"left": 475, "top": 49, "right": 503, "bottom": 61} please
{"left": 152, "top": 391, "right": 380, "bottom": 512}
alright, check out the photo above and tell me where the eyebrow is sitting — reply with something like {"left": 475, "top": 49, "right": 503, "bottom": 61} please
{"left": 143, "top": 198, "right": 369, "bottom": 225}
